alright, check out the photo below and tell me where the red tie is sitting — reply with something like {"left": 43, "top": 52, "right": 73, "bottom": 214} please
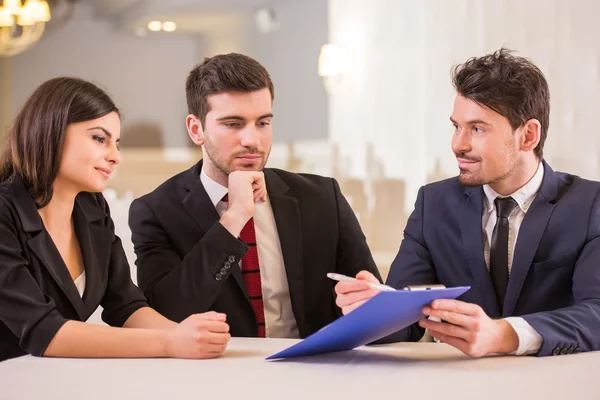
{"left": 223, "top": 194, "right": 266, "bottom": 337}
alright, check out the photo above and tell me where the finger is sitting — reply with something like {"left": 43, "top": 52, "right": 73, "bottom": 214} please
{"left": 422, "top": 308, "right": 474, "bottom": 328}
{"left": 195, "top": 312, "right": 227, "bottom": 322}
{"left": 200, "top": 321, "right": 231, "bottom": 333}
{"left": 253, "top": 193, "right": 266, "bottom": 203}
{"left": 418, "top": 318, "right": 470, "bottom": 340}
{"left": 430, "top": 299, "right": 480, "bottom": 316}
{"left": 199, "top": 342, "right": 228, "bottom": 356}
{"left": 207, "top": 342, "right": 229, "bottom": 354}
{"left": 355, "top": 270, "right": 380, "bottom": 284}
{"left": 334, "top": 279, "right": 373, "bottom": 295}
{"left": 184, "top": 314, "right": 217, "bottom": 325}
{"left": 253, "top": 188, "right": 267, "bottom": 202}
{"left": 252, "top": 183, "right": 266, "bottom": 193}
{"left": 258, "top": 182, "right": 267, "bottom": 201}
{"left": 336, "top": 289, "right": 379, "bottom": 308}
{"left": 342, "top": 300, "right": 367, "bottom": 315}
{"left": 251, "top": 172, "right": 265, "bottom": 184}
{"left": 207, "top": 332, "right": 231, "bottom": 345}
{"left": 427, "top": 329, "right": 471, "bottom": 355}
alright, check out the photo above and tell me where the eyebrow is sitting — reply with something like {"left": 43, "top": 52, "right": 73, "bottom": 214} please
{"left": 216, "top": 113, "right": 274, "bottom": 122}
{"left": 87, "top": 126, "right": 120, "bottom": 142}
{"left": 449, "top": 117, "right": 492, "bottom": 127}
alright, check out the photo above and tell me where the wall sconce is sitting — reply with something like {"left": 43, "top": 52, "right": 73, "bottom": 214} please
{"left": 318, "top": 43, "right": 351, "bottom": 94}
{"left": 318, "top": 44, "right": 349, "bottom": 77}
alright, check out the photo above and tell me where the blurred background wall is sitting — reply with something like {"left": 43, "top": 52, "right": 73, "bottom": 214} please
{"left": 327, "top": 0, "right": 600, "bottom": 274}
{"left": 1, "top": 0, "right": 599, "bottom": 324}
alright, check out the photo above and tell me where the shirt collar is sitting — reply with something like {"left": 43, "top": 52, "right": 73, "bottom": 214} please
{"left": 200, "top": 167, "right": 228, "bottom": 208}
{"left": 483, "top": 162, "right": 544, "bottom": 214}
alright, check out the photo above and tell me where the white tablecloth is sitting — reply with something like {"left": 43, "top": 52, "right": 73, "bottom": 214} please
{"left": 0, "top": 338, "right": 597, "bottom": 400}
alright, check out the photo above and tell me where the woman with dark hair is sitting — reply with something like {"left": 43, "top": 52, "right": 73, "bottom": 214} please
{"left": 0, "top": 77, "right": 230, "bottom": 361}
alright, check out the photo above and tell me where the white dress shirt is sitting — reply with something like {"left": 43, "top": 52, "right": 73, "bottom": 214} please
{"left": 200, "top": 169, "right": 300, "bottom": 339}
{"left": 481, "top": 163, "right": 544, "bottom": 356}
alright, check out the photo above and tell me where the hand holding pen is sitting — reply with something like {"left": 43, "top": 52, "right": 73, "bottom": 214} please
{"left": 330, "top": 271, "right": 447, "bottom": 315}
{"left": 331, "top": 270, "right": 386, "bottom": 315}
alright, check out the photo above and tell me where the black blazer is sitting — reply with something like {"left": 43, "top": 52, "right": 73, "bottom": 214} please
{"left": 129, "top": 161, "right": 381, "bottom": 338}
{"left": 0, "top": 176, "right": 148, "bottom": 362}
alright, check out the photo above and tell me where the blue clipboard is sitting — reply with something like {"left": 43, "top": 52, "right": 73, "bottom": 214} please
{"left": 266, "top": 286, "right": 470, "bottom": 360}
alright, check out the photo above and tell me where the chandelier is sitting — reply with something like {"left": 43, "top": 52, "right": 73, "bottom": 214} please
{"left": 0, "top": 0, "right": 51, "bottom": 57}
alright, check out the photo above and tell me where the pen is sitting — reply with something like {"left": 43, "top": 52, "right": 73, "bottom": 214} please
{"left": 327, "top": 273, "right": 447, "bottom": 292}
{"left": 327, "top": 273, "right": 397, "bottom": 292}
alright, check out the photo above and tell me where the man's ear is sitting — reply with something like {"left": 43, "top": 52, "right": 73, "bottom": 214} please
{"left": 519, "top": 118, "right": 541, "bottom": 153}
{"left": 186, "top": 114, "right": 204, "bottom": 146}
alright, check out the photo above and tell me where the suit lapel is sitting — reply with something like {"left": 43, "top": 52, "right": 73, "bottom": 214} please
{"left": 504, "top": 161, "right": 559, "bottom": 316}
{"left": 72, "top": 195, "right": 110, "bottom": 317}
{"left": 459, "top": 186, "right": 501, "bottom": 317}
{"left": 182, "top": 162, "right": 221, "bottom": 234}
{"left": 11, "top": 175, "right": 116, "bottom": 321}
{"left": 264, "top": 169, "right": 306, "bottom": 333}
{"left": 180, "top": 161, "right": 251, "bottom": 301}
{"left": 27, "top": 231, "right": 88, "bottom": 318}
{"left": 9, "top": 176, "right": 87, "bottom": 318}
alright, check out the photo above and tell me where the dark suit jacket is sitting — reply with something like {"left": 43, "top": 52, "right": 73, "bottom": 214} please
{"left": 129, "top": 161, "right": 381, "bottom": 338}
{"left": 0, "top": 176, "right": 148, "bottom": 362}
{"left": 384, "top": 161, "right": 600, "bottom": 356}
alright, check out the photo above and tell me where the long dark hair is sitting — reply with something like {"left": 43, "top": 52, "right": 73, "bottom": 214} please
{"left": 0, "top": 77, "right": 119, "bottom": 207}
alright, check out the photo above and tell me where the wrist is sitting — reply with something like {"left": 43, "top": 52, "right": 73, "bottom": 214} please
{"left": 220, "top": 209, "right": 250, "bottom": 237}
{"left": 494, "top": 319, "right": 519, "bottom": 354}
{"left": 161, "top": 328, "right": 173, "bottom": 358}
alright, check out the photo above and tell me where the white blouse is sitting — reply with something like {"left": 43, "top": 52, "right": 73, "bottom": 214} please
{"left": 74, "top": 272, "right": 86, "bottom": 297}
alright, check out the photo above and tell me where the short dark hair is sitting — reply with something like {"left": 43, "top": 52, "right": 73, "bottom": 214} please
{"left": 185, "top": 53, "right": 274, "bottom": 127}
{"left": 0, "top": 77, "right": 119, "bottom": 207}
{"left": 452, "top": 48, "right": 550, "bottom": 159}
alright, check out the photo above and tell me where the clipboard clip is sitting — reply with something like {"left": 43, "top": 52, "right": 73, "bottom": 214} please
{"left": 403, "top": 284, "right": 446, "bottom": 291}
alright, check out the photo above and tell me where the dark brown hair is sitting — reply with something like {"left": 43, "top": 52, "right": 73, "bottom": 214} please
{"left": 0, "top": 77, "right": 119, "bottom": 207}
{"left": 185, "top": 53, "right": 274, "bottom": 127}
{"left": 452, "top": 48, "right": 550, "bottom": 159}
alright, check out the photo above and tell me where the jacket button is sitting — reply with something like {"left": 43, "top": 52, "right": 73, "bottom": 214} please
{"left": 224, "top": 261, "right": 231, "bottom": 268}
{"left": 228, "top": 255, "right": 235, "bottom": 262}
{"left": 220, "top": 267, "right": 227, "bottom": 275}
{"left": 552, "top": 347, "right": 561, "bottom": 356}
{"left": 215, "top": 274, "right": 222, "bottom": 281}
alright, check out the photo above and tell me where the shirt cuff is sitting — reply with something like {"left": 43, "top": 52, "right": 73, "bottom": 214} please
{"left": 504, "top": 317, "right": 543, "bottom": 356}
{"left": 429, "top": 316, "right": 441, "bottom": 343}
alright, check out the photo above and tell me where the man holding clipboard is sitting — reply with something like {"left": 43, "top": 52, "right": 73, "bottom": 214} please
{"left": 335, "top": 48, "right": 600, "bottom": 358}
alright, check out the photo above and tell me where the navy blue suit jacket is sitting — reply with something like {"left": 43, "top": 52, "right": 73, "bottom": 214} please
{"left": 385, "top": 161, "right": 600, "bottom": 356}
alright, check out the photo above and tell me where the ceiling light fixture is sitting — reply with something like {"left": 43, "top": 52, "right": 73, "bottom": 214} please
{"left": 0, "top": 0, "right": 52, "bottom": 57}
{"left": 147, "top": 20, "right": 162, "bottom": 32}
{"left": 161, "top": 21, "right": 176, "bottom": 32}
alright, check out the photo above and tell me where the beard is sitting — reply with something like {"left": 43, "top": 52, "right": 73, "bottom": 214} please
{"left": 458, "top": 169, "right": 513, "bottom": 187}
{"left": 203, "top": 134, "right": 270, "bottom": 178}
{"left": 457, "top": 144, "right": 518, "bottom": 187}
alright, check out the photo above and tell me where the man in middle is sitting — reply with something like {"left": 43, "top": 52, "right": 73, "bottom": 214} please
{"left": 129, "top": 53, "right": 381, "bottom": 338}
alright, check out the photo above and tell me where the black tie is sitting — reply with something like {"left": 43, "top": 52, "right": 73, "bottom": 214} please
{"left": 490, "top": 197, "right": 518, "bottom": 312}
